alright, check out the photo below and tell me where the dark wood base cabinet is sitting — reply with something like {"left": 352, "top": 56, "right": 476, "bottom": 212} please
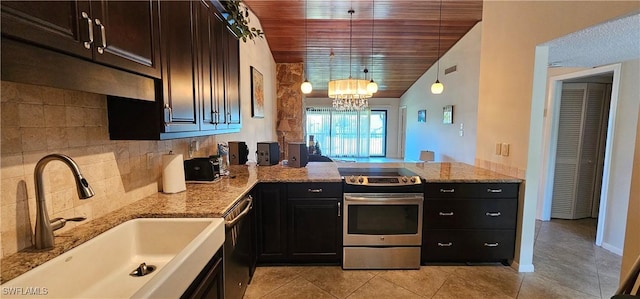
{"left": 181, "top": 247, "right": 224, "bottom": 299}
{"left": 255, "top": 183, "right": 342, "bottom": 264}
{"left": 422, "top": 183, "right": 519, "bottom": 264}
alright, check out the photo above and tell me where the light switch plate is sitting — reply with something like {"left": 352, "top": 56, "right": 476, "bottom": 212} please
{"left": 495, "top": 143, "right": 502, "bottom": 155}
{"left": 501, "top": 143, "right": 510, "bottom": 156}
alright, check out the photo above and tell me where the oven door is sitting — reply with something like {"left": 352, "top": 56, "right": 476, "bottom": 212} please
{"left": 343, "top": 193, "right": 423, "bottom": 246}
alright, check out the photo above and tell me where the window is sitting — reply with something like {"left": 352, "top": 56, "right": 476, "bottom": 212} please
{"left": 306, "top": 108, "right": 387, "bottom": 157}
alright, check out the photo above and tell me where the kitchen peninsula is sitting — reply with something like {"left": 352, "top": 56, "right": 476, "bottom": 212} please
{"left": 1, "top": 162, "right": 521, "bottom": 284}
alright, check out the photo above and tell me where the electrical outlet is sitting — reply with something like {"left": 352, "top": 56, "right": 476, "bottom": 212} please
{"left": 495, "top": 143, "right": 502, "bottom": 155}
{"left": 501, "top": 143, "right": 510, "bottom": 156}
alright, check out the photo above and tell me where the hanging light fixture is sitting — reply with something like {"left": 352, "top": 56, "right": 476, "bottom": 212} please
{"left": 431, "top": 0, "right": 444, "bottom": 94}
{"left": 329, "top": 9, "right": 371, "bottom": 111}
{"left": 301, "top": 0, "right": 313, "bottom": 94}
{"left": 367, "top": 0, "right": 378, "bottom": 94}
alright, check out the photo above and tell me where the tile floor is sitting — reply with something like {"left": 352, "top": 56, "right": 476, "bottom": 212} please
{"left": 244, "top": 218, "right": 622, "bottom": 299}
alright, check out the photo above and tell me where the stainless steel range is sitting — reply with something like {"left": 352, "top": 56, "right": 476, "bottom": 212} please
{"left": 339, "top": 168, "right": 423, "bottom": 270}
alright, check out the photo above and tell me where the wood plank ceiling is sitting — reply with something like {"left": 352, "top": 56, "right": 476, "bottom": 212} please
{"left": 243, "top": 0, "right": 483, "bottom": 98}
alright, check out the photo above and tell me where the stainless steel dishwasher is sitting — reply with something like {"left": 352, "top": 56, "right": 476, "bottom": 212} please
{"left": 223, "top": 195, "right": 256, "bottom": 299}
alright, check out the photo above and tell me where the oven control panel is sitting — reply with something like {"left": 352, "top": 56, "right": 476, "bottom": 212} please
{"left": 345, "top": 175, "right": 422, "bottom": 186}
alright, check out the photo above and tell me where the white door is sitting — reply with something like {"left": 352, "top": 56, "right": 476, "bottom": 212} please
{"left": 551, "top": 83, "right": 608, "bottom": 219}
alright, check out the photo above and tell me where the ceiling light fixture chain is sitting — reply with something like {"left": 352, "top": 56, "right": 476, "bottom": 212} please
{"left": 431, "top": 0, "right": 444, "bottom": 94}
{"left": 301, "top": 0, "right": 313, "bottom": 94}
{"left": 367, "top": 0, "right": 378, "bottom": 94}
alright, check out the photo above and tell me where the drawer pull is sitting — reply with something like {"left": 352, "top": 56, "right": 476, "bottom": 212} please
{"left": 485, "top": 212, "right": 502, "bottom": 217}
{"left": 439, "top": 188, "right": 455, "bottom": 193}
{"left": 484, "top": 242, "right": 499, "bottom": 247}
{"left": 437, "top": 242, "right": 453, "bottom": 247}
{"left": 487, "top": 188, "right": 503, "bottom": 193}
{"left": 308, "top": 188, "right": 323, "bottom": 193}
{"left": 439, "top": 212, "right": 454, "bottom": 216}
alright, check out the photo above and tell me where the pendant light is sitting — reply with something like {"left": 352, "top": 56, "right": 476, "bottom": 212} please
{"left": 431, "top": 0, "right": 444, "bottom": 94}
{"left": 366, "top": 0, "right": 378, "bottom": 94}
{"left": 301, "top": 0, "right": 313, "bottom": 94}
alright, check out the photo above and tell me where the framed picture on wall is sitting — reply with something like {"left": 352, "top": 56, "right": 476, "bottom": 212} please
{"left": 418, "top": 109, "right": 426, "bottom": 122}
{"left": 443, "top": 105, "right": 453, "bottom": 124}
{"left": 251, "top": 66, "right": 264, "bottom": 118}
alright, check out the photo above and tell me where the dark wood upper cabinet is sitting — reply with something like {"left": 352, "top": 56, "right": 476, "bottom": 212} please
{"left": 1, "top": 1, "right": 92, "bottom": 59}
{"left": 107, "top": 0, "right": 242, "bottom": 140}
{"left": 1, "top": 0, "right": 161, "bottom": 79}
{"left": 158, "top": 0, "right": 199, "bottom": 133}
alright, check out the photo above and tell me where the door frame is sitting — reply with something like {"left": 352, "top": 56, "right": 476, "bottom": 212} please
{"left": 539, "top": 63, "right": 622, "bottom": 248}
{"left": 399, "top": 106, "right": 407, "bottom": 159}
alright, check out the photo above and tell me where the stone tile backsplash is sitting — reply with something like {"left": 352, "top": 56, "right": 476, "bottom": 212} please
{"left": 0, "top": 81, "right": 218, "bottom": 257}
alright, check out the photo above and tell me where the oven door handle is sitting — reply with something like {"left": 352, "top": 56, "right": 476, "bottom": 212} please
{"left": 225, "top": 195, "right": 253, "bottom": 229}
{"left": 344, "top": 195, "right": 422, "bottom": 202}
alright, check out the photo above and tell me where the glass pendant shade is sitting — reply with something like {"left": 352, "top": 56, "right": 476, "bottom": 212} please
{"left": 301, "top": 80, "right": 312, "bottom": 94}
{"left": 431, "top": 79, "right": 444, "bottom": 94}
{"left": 367, "top": 80, "right": 378, "bottom": 94}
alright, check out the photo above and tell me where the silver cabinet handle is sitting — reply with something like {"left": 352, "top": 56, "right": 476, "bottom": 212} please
{"left": 485, "top": 212, "right": 502, "bottom": 217}
{"left": 308, "top": 188, "right": 323, "bottom": 193}
{"left": 95, "top": 18, "right": 107, "bottom": 54}
{"left": 437, "top": 242, "right": 453, "bottom": 247}
{"left": 439, "top": 188, "right": 455, "bottom": 193}
{"left": 484, "top": 242, "right": 499, "bottom": 247}
{"left": 81, "top": 12, "right": 93, "bottom": 49}
{"left": 337, "top": 202, "right": 341, "bottom": 217}
{"left": 163, "top": 104, "right": 172, "bottom": 126}
{"left": 439, "top": 212, "right": 454, "bottom": 216}
{"left": 487, "top": 188, "right": 503, "bottom": 193}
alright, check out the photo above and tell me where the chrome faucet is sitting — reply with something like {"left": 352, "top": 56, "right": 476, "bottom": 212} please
{"left": 34, "top": 154, "right": 95, "bottom": 249}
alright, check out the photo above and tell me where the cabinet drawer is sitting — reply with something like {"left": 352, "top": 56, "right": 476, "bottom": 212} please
{"left": 425, "top": 183, "right": 519, "bottom": 198}
{"left": 287, "top": 183, "right": 342, "bottom": 198}
{"left": 424, "top": 199, "right": 517, "bottom": 229}
{"left": 422, "top": 229, "right": 515, "bottom": 263}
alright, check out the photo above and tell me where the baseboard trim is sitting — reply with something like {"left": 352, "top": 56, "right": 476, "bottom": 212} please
{"left": 511, "top": 261, "right": 535, "bottom": 273}
{"left": 602, "top": 242, "right": 623, "bottom": 256}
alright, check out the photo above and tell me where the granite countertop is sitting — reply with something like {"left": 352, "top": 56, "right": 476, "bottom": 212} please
{"left": 0, "top": 161, "right": 518, "bottom": 283}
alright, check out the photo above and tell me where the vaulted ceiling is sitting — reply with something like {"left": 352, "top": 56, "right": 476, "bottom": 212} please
{"left": 243, "top": 0, "right": 483, "bottom": 98}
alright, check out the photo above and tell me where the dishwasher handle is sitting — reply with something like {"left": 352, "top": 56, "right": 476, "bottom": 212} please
{"left": 225, "top": 195, "right": 253, "bottom": 229}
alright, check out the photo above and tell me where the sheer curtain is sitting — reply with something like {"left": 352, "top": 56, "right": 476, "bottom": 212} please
{"left": 306, "top": 107, "right": 370, "bottom": 157}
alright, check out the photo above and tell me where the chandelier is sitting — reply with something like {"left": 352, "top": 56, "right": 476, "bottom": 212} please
{"left": 328, "top": 9, "right": 374, "bottom": 111}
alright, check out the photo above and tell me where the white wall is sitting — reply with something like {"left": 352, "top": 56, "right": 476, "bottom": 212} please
{"left": 621, "top": 101, "right": 640, "bottom": 280}
{"left": 305, "top": 97, "right": 402, "bottom": 158}
{"left": 602, "top": 59, "right": 640, "bottom": 253}
{"left": 400, "top": 22, "right": 482, "bottom": 164}
{"left": 215, "top": 11, "right": 278, "bottom": 162}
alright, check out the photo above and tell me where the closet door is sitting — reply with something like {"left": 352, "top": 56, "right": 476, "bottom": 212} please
{"left": 551, "top": 83, "right": 607, "bottom": 219}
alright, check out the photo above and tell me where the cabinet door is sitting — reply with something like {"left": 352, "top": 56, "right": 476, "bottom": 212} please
{"left": 288, "top": 198, "right": 341, "bottom": 263}
{"left": 212, "top": 12, "right": 227, "bottom": 126}
{"left": 255, "top": 184, "right": 287, "bottom": 262}
{"left": 225, "top": 30, "right": 241, "bottom": 127}
{"left": 90, "top": 0, "right": 161, "bottom": 78}
{"left": 1, "top": 1, "right": 92, "bottom": 59}
{"left": 196, "top": 0, "right": 218, "bottom": 131}
{"left": 159, "top": 1, "right": 199, "bottom": 133}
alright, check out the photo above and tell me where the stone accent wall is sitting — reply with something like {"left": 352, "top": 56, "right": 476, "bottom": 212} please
{"left": 276, "top": 63, "right": 305, "bottom": 153}
{"left": 0, "top": 81, "right": 218, "bottom": 257}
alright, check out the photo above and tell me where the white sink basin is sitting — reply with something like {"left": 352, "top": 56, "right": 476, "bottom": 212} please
{"left": 1, "top": 218, "right": 225, "bottom": 298}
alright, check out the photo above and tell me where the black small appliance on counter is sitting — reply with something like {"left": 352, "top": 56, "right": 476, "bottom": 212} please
{"left": 228, "top": 141, "right": 249, "bottom": 165}
{"left": 184, "top": 157, "right": 220, "bottom": 181}
{"left": 287, "top": 142, "right": 308, "bottom": 168}
{"left": 256, "top": 142, "right": 279, "bottom": 166}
